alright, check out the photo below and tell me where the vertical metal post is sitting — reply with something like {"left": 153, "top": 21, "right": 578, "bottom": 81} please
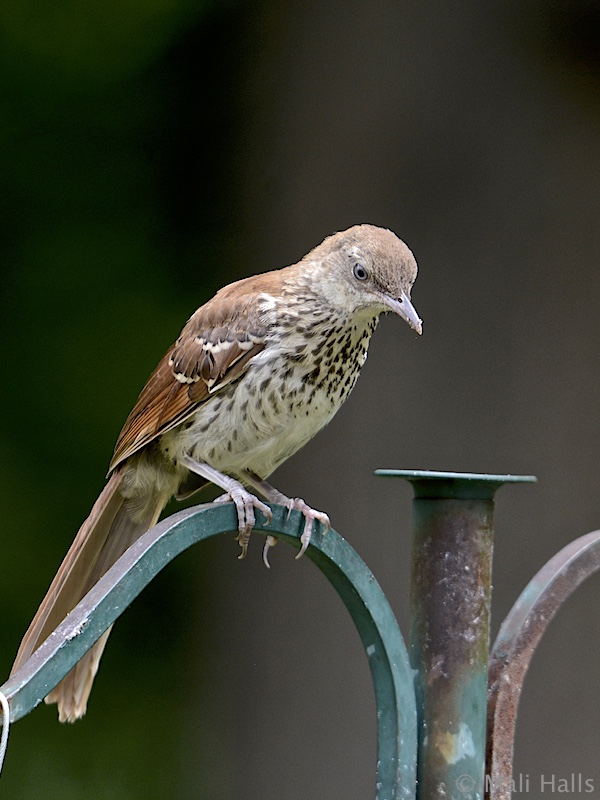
{"left": 376, "top": 470, "right": 535, "bottom": 800}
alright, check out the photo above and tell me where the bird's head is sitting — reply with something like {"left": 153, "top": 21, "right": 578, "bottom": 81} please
{"left": 307, "top": 224, "right": 422, "bottom": 334}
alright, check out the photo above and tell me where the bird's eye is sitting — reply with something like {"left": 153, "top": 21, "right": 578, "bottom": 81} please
{"left": 353, "top": 263, "right": 369, "bottom": 281}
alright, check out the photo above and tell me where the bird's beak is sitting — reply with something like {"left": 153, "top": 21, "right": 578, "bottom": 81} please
{"left": 384, "top": 291, "right": 423, "bottom": 334}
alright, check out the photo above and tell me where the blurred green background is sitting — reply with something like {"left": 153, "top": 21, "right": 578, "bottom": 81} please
{"left": 1, "top": 0, "right": 600, "bottom": 798}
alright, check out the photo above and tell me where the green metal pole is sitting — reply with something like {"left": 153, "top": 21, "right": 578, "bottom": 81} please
{"left": 376, "top": 470, "right": 535, "bottom": 800}
{"left": 1, "top": 501, "right": 418, "bottom": 799}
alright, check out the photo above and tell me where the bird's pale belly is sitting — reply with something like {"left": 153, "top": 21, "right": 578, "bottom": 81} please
{"left": 162, "top": 338, "right": 368, "bottom": 480}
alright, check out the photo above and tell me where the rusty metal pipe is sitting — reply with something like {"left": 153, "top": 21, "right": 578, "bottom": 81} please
{"left": 376, "top": 470, "right": 535, "bottom": 800}
{"left": 487, "top": 528, "right": 600, "bottom": 800}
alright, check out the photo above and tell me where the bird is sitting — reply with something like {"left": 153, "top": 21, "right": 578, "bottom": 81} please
{"left": 11, "top": 223, "right": 422, "bottom": 722}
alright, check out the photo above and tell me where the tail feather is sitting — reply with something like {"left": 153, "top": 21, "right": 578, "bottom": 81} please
{"left": 11, "top": 468, "right": 165, "bottom": 721}
{"left": 48, "top": 628, "right": 112, "bottom": 723}
{"left": 11, "top": 470, "right": 125, "bottom": 673}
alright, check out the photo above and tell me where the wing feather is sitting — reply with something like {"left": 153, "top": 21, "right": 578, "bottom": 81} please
{"left": 109, "top": 270, "right": 283, "bottom": 471}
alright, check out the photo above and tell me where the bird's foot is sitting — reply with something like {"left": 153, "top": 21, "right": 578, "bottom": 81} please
{"left": 179, "top": 456, "right": 272, "bottom": 558}
{"left": 289, "top": 498, "right": 331, "bottom": 559}
{"left": 239, "top": 471, "right": 330, "bottom": 567}
{"left": 261, "top": 496, "right": 330, "bottom": 567}
{"left": 230, "top": 486, "right": 272, "bottom": 559}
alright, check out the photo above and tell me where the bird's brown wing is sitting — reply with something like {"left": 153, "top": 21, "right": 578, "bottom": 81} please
{"left": 108, "top": 272, "right": 283, "bottom": 471}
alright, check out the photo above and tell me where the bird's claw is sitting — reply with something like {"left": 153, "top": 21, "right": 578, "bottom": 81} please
{"left": 262, "top": 535, "right": 279, "bottom": 568}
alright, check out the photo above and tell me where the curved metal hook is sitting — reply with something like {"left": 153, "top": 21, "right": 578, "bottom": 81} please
{"left": 487, "top": 529, "right": 600, "bottom": 799}
{"left": 1, "top": 503, "right": 417, "bottom": 800}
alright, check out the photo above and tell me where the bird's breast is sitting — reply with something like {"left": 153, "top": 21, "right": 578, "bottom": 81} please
{"left": 164, "top": 312, "right": 379, "bottom": 479}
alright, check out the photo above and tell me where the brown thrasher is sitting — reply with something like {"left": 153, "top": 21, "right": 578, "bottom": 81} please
{"left": 11, "top": 224, "right": 422, "bottom": 721}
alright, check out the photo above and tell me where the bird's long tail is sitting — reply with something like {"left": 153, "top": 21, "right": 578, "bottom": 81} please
{"left": 11, "top": 467, "right": 166, "bottom": 722}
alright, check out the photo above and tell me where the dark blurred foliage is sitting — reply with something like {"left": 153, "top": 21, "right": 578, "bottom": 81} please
{"left": 0, "top": 1, "right": 245, "bottom": 797}
{"left": 1, "top": 0, "right": 600, "bottom": 798}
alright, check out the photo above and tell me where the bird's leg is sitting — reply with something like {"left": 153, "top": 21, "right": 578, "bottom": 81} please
{"left": 213, "top": 492, "right": 231, "bottom": 504}
{"left": 179, "top": 456, "right": 272, "bottom": 559}
{"left": 243, "top": 471, "right": 330, "bottom": 567}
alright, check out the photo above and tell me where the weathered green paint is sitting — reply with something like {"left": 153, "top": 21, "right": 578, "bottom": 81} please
{"left": 375, "top": 470, "right": 536, "bottom": 500}
{"left": 375, "top": 470, "right": 536, "bottom": 800}
{"left": 1, "top": 502, "right": 418, "bottom": 800}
